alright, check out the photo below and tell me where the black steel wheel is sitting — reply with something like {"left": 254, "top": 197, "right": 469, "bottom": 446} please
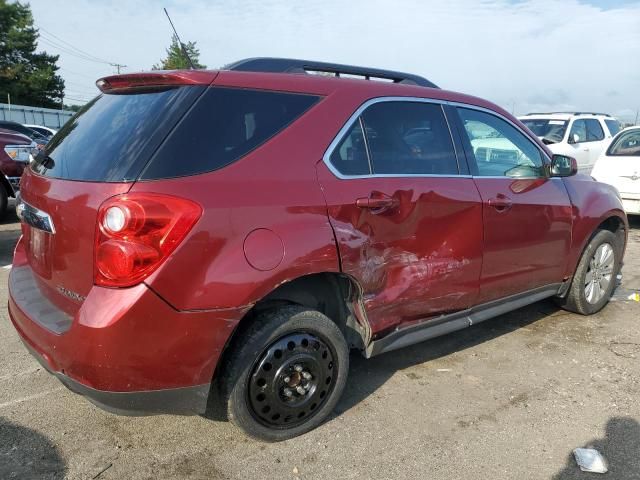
{"left": 248, "top": 332, "right": 337, "bottom": 428}
{"left": 221, "top": 306, "right": 349, "bottom": 442}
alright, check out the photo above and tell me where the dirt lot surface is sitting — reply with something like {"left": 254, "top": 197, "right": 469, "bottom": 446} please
{"left": 1, "top": 207, "right": 639, "bottom": 480}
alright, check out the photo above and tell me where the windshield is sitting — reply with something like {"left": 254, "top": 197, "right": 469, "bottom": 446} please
{"left": 521, "top": 119, "right": 568, "bottom": 144}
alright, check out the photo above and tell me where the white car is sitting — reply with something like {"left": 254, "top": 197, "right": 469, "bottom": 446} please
{"left": 518, "top": 113, "right": 621, "bottom": 174}
{"left": 592, "top": 126, "right": 640, "bottom": 215}
{"left": 23, "top": 124, "right": 57, "bottom": 138}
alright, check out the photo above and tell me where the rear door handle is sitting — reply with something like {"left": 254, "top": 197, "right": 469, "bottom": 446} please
{"left": 356, "top": 195, "right": 395, "bottom": 210}
{"left": 487, "top": 195, "right": 513, "bottom": 212}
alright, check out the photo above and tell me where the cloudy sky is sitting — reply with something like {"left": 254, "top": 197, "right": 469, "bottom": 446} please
{"left": 29, "top": 0, "right": 640, "bottom": 122}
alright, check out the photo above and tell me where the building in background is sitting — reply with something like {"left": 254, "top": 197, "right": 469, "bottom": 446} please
{"left": 0, "top": 102, "right": 74, "bottom": 129}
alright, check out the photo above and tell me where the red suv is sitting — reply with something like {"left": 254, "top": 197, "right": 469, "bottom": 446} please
{"left": 9, "top": 58, "right": 627, "bottom": 441}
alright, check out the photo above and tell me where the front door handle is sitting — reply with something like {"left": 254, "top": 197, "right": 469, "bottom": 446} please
{"left": 487, "top": 194, "right": 513, "bottom": 212}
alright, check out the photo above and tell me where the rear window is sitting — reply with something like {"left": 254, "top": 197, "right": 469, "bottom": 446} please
{"left": 141, "top": 87, "right": 320, "bottom": 179}
{"left": 32, "top": 87, "right": 204, "bottom": 181}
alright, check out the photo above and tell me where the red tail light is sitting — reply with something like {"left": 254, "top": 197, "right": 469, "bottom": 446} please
{"left": 95, "top": 193, "right": 201, "bottom": 287}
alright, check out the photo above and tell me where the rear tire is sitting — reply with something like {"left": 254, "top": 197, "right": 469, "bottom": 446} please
{"left": 557, "top": 229, "right": 622, "bottom": 315}
{"left": 221, "top": 305, "right": 349, "bottom": 442}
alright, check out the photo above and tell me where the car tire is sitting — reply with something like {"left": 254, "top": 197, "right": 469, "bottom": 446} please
{"left": 221, "top": 305, "right": 349, "bottom": 442}
{"left": 0, "top": 186, "right": 8, "bottom": 219}
{"left": 557, "top": 229, "right": 623, "bottom": 315}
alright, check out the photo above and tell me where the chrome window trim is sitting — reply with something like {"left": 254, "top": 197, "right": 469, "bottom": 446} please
{"left": 358, "top": 116, "right": 373, "bottom": 175}
{"left": 322, "top": 96, "right": 552, "bottom": 180}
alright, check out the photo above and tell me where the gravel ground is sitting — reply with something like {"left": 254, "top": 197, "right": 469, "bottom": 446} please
{"left": 1, "top": 207, "right": 639, "bottom": 480}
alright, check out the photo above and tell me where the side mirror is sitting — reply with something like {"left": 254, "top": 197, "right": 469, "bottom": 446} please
{"left": 550, "top": 154, "right": 578, "bottom": 177}
{"left": 568, "top": 133, "right": 580, "bottom": 144}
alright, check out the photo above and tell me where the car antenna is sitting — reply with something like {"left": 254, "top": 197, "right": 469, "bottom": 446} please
{"left": 163, "top": 8, "right": 196, "bottom": 70}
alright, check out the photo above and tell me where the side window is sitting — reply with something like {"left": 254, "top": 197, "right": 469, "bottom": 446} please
{"left": 360, "top": 102, "right": 458, "bottom": 175}
{"left": 605, "top": 119, "right": 621, "bottom": 136}
{"left": 585, "top": 119, "right": 605, "bottom": 141}
{"left": 569, "top": 119, "right": 587, "bottom": 143}
{"left": 457, "top": 108, "right": 544, "bottom": 178}
{"left": 608, "top": 130, "right": 640, "bottom": 156}
{"left": 142, "top": 88, "right": 319, "bottom": 179}
{"left": 329, "top": 120, "right": 370, "bottom": 175}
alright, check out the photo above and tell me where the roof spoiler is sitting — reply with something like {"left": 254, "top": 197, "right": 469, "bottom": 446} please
{"left": 96, "top": 71, "right": 217, "bottom": 92}
{"left": 225, "top": 57, "right": 439, "bottom": 89}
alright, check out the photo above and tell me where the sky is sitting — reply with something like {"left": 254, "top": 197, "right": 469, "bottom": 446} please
{"left": 28, "top": 0, "right": 640, "bottom": 122}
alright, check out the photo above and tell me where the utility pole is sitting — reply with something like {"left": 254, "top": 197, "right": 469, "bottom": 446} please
{"left": 635, "top": 108, "right": 639, "bottom": 126}
{"left": 110, "top": 63, "right": 126, "bottom": 74}
{"left": 7, "top": 94, "right": 10, "bottom": 120}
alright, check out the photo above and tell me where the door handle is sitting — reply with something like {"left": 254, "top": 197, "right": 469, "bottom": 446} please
{"left": 356, "top": 195, "right": 395, "bottom": 210}
{"left": 487, "top": 194, "right": 513, "bottom": 212}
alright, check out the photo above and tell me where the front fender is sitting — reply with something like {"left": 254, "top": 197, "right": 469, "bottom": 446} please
{"left": 562, "top": 175, "right": 628, "bottom": 277}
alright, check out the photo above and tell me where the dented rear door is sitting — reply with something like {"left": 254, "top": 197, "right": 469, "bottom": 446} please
{"left": 316, "top": 99, "right": 483, "bottom": 337}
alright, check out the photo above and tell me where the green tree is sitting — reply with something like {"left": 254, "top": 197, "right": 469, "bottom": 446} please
{"left": 0, "top": 1, "right": 64, "bottom": 108}
{"left": 63, "top": 103, "right": 83, "bottom": 112}
{"left": 153, "top": 35, "right": 205, "bottom": 70}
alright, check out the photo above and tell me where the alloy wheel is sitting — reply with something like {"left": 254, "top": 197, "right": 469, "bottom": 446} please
{"left": 584, "top": 242, "right": 615, "bottom": 304}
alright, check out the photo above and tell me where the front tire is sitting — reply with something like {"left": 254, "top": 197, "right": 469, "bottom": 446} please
{"left": 222, "top": 305, "right": 349, "bottom": 441}
{"left": 558, "top": 229, "right": 622, "bottom": 315}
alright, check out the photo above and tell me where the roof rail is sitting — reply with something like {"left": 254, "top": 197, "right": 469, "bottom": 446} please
{"left": 524, "top": 111, "right": 612, "bottom": 117}
{"left": 224, "top": 57, "right": 439, "bottom": 88}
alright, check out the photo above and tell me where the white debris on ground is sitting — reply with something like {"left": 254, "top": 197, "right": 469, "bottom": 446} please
{"left": 573, "top": 448, "right": 608, "bottom": 474}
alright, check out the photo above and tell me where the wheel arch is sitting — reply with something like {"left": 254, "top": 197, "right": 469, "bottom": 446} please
{"left": 563, "top": 210, "right": 627, "bottom": 295}
{"left": 212, "top": 272, "right": 371, "bottom": 385}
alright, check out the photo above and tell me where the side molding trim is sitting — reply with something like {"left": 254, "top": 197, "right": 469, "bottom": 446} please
{"left": 366, "top": 284, "right": 562, "bottom": 357}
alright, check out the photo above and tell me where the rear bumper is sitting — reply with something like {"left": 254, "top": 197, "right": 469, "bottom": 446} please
{"left": 19, "top": 336, "right": 210, "bottom": 416}
{"left": 8, "top": 244, "right": 249, "bottom": 415}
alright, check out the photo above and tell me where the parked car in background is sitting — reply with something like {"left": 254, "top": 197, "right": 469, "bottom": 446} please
{"left": 9, "top": 58, "right": 627, "bottom": 441}
{"left": 24, "top": 124, "right": 57, "bottom": 139}
{"left": 0, "top": 128, "right": 35, "bottom": 218}
{"left": 592, "top": 126, "right": 640, "bottom": 215}
{"left": 518, "top": 113, "right": 621, "bottom": 174}
{"left": 0, "top": 120, "right": 49, "bottom": 147}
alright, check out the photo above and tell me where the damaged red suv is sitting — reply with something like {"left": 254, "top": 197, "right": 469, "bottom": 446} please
{"left": 9, "top": 58, "right": 627, "bottom": 441}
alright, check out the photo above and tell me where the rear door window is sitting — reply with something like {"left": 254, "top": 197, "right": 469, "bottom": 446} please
{"left": 142, "top": 88, "right": 320, "bottom": 179}
{"left": 585, "top": 119, "right": 605, "bottom": 141}
{"left": 360, "top": 102, "right": 459, "bottom": 175}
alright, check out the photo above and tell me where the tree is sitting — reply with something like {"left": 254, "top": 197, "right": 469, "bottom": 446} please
{"left": 153, "top": 35, "right": 206, "bottom": 70}
{"left": 0, "top": 1, "right": 64, "bottom": 108}
{"left": 63, "top": 103, "right": 83, "bottom": 112}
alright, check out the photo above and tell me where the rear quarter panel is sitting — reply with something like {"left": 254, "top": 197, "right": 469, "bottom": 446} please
{"left": 136, "top": 90, "right": 363, "bottom": 311}
{"left": 562, "top": 174, "right": 628, "bottom": 277}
